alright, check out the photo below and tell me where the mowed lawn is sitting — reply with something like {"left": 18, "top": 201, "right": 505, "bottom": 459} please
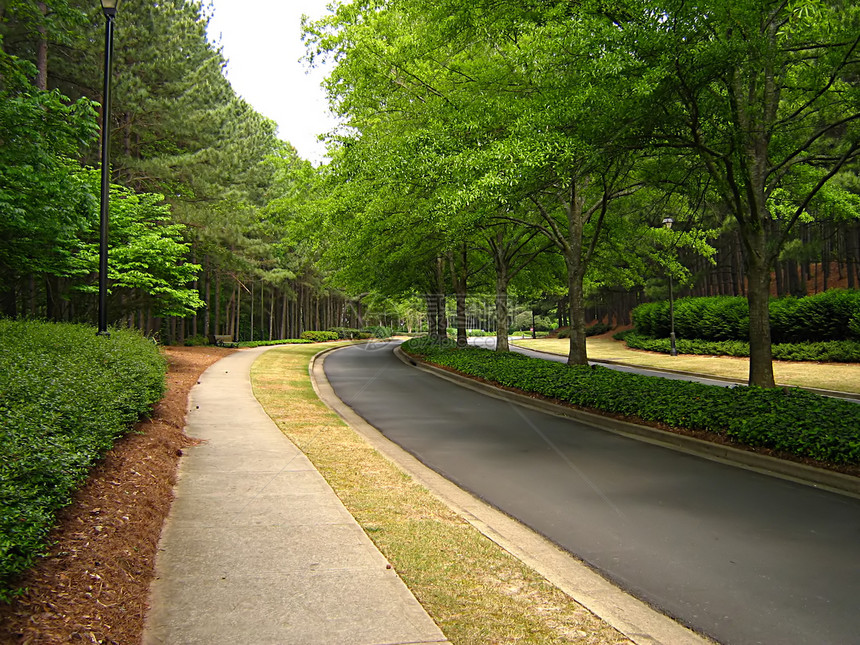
{"left": 512, "top": 336, "right": 860, "bottom": 395}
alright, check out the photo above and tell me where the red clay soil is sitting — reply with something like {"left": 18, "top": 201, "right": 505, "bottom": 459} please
{"left": 0, "top": 346, "right": 235, "bottom": 645}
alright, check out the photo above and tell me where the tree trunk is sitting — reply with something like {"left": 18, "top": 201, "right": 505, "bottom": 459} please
{"left": 494, "top": 265, "right": 510, "bottom": 353}
{"left": 449, "top": 248, "right": 468, "bottom": 348}
{"left": 564, "top": 180, "right": 588, "bottom": 366}
{"left": 214, "top": 271, "right": 221, "bottom": 335}
{"left": 203, "top": 256, "right": 211, "bottom": 337}
{"left": 746, "top": 234, "right": 776, "bottom": 388}
{"left": 36, "top": 3, "right": 48, "bottom": 91}
{"left": 566, "top": 259, "right": 588, "bottom": 365}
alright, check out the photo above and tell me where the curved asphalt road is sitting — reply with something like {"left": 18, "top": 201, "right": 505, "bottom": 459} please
{"left": 324, "top": 341, "right": 860, "bottom": 645}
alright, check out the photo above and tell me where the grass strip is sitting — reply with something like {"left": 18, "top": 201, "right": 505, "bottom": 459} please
{"left": 250, "top": 344, "right": 631, "bottom": 645}
{"left": 515, "top": 337, "right": 860, "bottom": 395}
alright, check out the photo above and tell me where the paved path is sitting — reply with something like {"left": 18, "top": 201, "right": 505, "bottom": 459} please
{"left": 143, "top": 347, "right": 448, "bottom": 645}
{"left": 324, "top": 342, "right": 860, "bottom": 645}
{"left": 472, "top": 337, "right": 749, "bottom": 388}
{"left": 485, "top": 337, "right": 859, "bottom": 401}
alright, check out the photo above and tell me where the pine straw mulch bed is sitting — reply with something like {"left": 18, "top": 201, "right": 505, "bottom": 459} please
{"left": 0, "top": 346, "right": 235, "bottom": 645}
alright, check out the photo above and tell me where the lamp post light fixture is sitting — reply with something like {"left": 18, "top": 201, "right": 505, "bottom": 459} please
{"left": 97, "top": 0, "right": 119, "bottom": 336}
{"left": 661, "top": 217, "right": 677, "bottom": 356}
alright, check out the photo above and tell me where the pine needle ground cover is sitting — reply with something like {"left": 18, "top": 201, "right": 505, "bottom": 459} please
{"left": 251, "top": 345, "right": 631, "bottom": 645}
{"left": 0, "top": 320, "right": 166, "bottom": 601}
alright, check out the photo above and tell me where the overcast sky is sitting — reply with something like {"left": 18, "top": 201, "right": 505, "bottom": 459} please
{"left": 207, "top": 0, "right": 338, "bottom": 165}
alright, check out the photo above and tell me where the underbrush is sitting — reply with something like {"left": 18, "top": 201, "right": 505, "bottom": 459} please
{"left": 300, "top": 330, "right": 340, "bottom": 342}
{"left": 402, "top": 338, "right": 860, "bottom": 467}
{"left": 622, "top": 332, "right": 860, "bottom": 363}
{"left": 0, "top": 320, "right": 166, "bottom": 601}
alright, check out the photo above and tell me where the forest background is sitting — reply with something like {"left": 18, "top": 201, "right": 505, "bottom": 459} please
{"left": 1, "top": 0, "right": 858, "bottom": 388}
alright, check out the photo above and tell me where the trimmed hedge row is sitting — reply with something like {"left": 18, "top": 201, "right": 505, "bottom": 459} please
{"left": 622, "top": 332, "right": 860, "bottom": 363}
{"left": 238, "top": 338, "right": 312, "bottom": 348}
{"left": 329, "top": 327, "right": 397, "bottom": 340}
{"left": 402, "top": 338, "right": 860, "bottom": 466}
{"left": 632, "top": 290, "right": 860, "bottom": 343}
{"left": 0, "top": 320, "right": 167, "bottom": 600}
{"left": 300, "top": 330, "right": 340, "bottom": 342}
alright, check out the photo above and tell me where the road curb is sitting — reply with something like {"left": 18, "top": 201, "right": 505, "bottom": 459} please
{"left": 395, "top": 347, "right": 860, "bottom": 500}
{"left": 311, "top": 345, "right": 714, "bottom": 645}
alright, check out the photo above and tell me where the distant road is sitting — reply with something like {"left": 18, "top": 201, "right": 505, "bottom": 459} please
{"left": 476, "top": 336, "right": 860, "bottom": 401}
{"left": 324, "top": 341, "right": 860, "bottom": 645}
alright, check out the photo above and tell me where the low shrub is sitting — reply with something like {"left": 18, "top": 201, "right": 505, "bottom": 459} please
{"left": 300, "top": 330, "right": 340, "bottom": 342}
{"left": 238, "top": 338, "right": 312, "bottom": 348}
{"left": 401, "top": 339, "right": 860, "bottom": 465}
{"left": 363, "top": 326, "right": 395, "bottom": 339}
{"left": 183, "top": 334, "right": 209, "bottom": 347}
{"left": 0, "top": 320, "right": 167, "bottom": 600}
{"left": 622, "top": 333, "right": 860, "bottom": 362}
{"left": 329, "top": 327, "right": 362, "bottom": 340}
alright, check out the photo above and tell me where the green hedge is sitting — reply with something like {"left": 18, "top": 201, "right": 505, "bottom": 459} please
{"left": 237, "top": 338, "right": 312, "bottom": 348}
{"left": 0, "top": 320, "right": 167, "bottom": 600}
{"left": 622, "top": 332, "right": 860, "bottom": 362}
{"left": 632, "top": 290, "right": 860, "bottom": 343}
{"left": 401, "top": 338, "right": 860, "bottom": 466}
{"left": 300, "top": 330, "right": 340, "bottom": 342}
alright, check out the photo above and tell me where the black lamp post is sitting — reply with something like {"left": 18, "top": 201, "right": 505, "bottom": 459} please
{"left": 97, "top": 0, "right": 119, "bottom": 336}
{"left": 662, "top": 217, "right": 677, "bottom": 356}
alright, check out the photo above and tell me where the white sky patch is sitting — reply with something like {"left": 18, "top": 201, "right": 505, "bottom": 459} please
{"left": 207, "top": 0, "right": 338, "bottom": 165}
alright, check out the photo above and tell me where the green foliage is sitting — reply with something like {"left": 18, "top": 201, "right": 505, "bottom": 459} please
{"left": 0, "top": 320, "right": 166, "bottom": 600}
{"left": 769, "top": 290, "right": 860, "bottom": 343}
{"left": 300, "top": 330, "right": 340, "bottom": 342}
{"left": 329, "top": 327, "right": 364, "bottom": 340}
{"left": 237, "top": 339, "right": 313, "bottom": 348}
{"left": 363, "top": 326, "right": 395, "bottom": 339}
{"left": 632, "top": 291, "right": 860, "bottom": 343}
{"left": 401, "top": 339, "right": 860, "bottom": 466}
{"left": 0, "top": 50, "right": 98, "bottom": 283}
{"left": 66, "top": 177, "right": 204, "bottom": 317}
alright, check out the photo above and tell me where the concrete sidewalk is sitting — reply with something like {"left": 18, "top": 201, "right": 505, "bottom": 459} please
{"left": 143, "top": 347, "right": 448, "bottom": 645}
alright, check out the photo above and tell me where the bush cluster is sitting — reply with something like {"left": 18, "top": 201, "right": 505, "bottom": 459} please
{"left": 0, "top": 320, "right": 167, "bottom": 600}
{"left": 632, "top": 290, "right": 860, "bottom": 343}
{"left": 401, "top": 338, "right": 860, "bottom": 466}
{"left": 329, "top": 327, "right": 372, "bottom": 340}
{"left": 299, "top": 330, "right": 340, "bottom": 342}
{"left": 238, "top": 338, "right": 312, "bottom": 348}
{"left": 364, "top": 325, "right": 395, "bottom": 339}
{"left": 623, "top": 333, "right": 860, "bottom": 362}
